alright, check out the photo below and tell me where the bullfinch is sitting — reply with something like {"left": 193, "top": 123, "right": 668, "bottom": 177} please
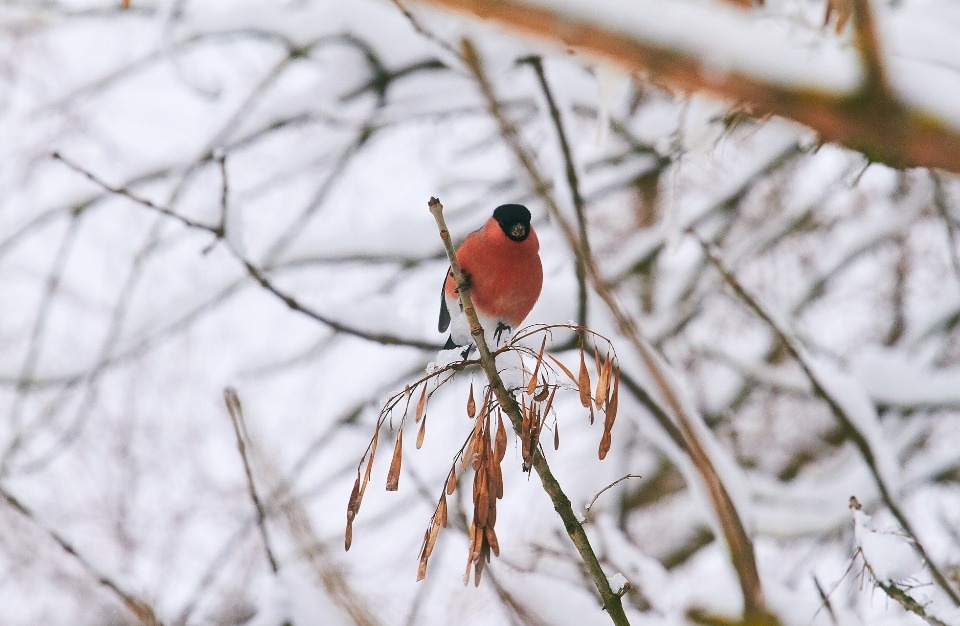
{"left": 438, "top": 204, "right": 543, "bottom": 351}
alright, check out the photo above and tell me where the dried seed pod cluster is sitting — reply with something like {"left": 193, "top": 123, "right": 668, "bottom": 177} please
{"left": 345, "top": 369, "right": 460, "bottom": 551}
{"left": 345, "top": 324, "right": 620, "bottom": 587}
{"left": 461, "top": 389, "right": 505, "bottom": 585}
{"left": 544, "top": 335, "right": 620, "bottom": 460}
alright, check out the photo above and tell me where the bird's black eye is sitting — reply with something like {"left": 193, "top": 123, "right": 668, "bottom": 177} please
{"left": 510, "top": 223, "right": 526, "bottom": 239}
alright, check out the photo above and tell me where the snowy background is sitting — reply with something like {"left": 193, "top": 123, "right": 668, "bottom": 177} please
{"left": 1, "top": 0, "right": 960, "bottom": 624}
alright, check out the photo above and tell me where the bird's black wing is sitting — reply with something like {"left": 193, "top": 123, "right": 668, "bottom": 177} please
{"left": 438, "top": 268, "right": 451, "bottom": 333}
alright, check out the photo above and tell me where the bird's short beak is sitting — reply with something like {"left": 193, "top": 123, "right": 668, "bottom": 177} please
{"left": 511, "top": 224, "right": 526, "bottom": 238}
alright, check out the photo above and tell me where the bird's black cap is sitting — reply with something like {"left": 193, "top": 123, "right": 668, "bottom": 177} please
{"left": 493, "top": 204, "right": 531, "bottom": 227}
{"left": 493, "top": 204, "right": 532, "bottom": 242}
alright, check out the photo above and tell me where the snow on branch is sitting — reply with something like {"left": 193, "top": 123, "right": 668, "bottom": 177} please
{"left": 411, "top": 0, "right": 960, "bottom": 173}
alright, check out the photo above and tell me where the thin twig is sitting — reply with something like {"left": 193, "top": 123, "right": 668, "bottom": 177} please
{"left": 52, "top": 152, "right": 218, "bottom": 233}
{"left": 461, "top": 37, "right": 770, "bottom": 622}
{"left": 695, "top": 233, "right": 960, "bottom": 606}
{"left": 174, "top": 371, "right": 422, "bottom": 626}
{"left": 812, "top": 575, "right": 840, "bottom": 626}
{"left": 390, "top": 0, "right": 461, "bottom": 60}
{"left": 0, "top": 485, "right": 159, "bottom": 625}
{"left": 428, "top": 196, "right": 631, "bottom": 626}
{"left": 223, "top": 387, "right": 280, "bottom": 574}
{"left": 202, "top": 148, "right": 230, "bottom": 254}
{"left": 9, "top": 213, "right": 170, "bottom": 478}
{"left": 261, "top": 444, "right": 381, "bottom": 626}
{"left": 582, "top": 474, "right": 642, "bottom": 522}
{"left": 931, "top": 171, "right": 960, "bottom": 286}
{"left": 216, "top": 150, "right": 228, "bottom": 232}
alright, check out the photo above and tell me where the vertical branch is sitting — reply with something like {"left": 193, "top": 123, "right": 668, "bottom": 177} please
{"left": 428, "top": 197, "right": 631, "bottom": 626}
{"left": 522, "top": 55, "right": 590, "bottom": 332}
{"left": 1, "top": 213, "right": 84, "bottom": 476}
{"left": 223, "top": 387, "right": 280, "bottom": 574}
{"left": 848, "top": 0, "right": 890, "bottom": 98}
{"left": 931, "top": 171, "right": 960, "bottom": 286}
{"left": 461, "top": 38, "right": 771, "bottom": 622}
{"left": 885, "top": 233, "right": 908, "bottom": 346}
{"left": 215, "top": 149, "right": 229, "bottom": 233}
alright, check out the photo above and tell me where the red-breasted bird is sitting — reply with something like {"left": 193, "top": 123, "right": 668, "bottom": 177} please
{"left": 438, "top": 204, "right": 543, "bottom": 351}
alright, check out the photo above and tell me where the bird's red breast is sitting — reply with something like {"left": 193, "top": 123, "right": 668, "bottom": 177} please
{"left": 444, "top": 216, "right": 543, "bottom": 329}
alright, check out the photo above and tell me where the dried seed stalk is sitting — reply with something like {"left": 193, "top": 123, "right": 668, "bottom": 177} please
{"left": 595, "top": 351, "right": 612, "bottom": 410}
{"left": 416, "top": 415, "right": 427, "bottom": 449}
{"left": 446, "top": 465, "right": 457, "bottom": 495}
{"left": 598, "top": 430, "right": 612, "bottom": 460}
{"left": 604, "top": 367, "right": 620, "bottom": 432}
{"left": 417, "top": 493, "right": 449, "bottom": 581}
{"left": 548, "top": 354, "right": 578, "bottom": 385}
{"left": 415, "top": 385, "right": 427, "bottom": 423}
{"left": 345, "top": 471, "right": 361, "bottom": 550}
{"left": 360, "top": 428, "right": 378, "bottom": 503}
{"left": 541, "top": 384, "right": 558, "bottom": 420}
{"left": 386, "top": 432, "right": 403, "bottom": 491}
{"left": 599, "top": 365, "right": 620, "bottom": 459}
{"left": 494, "top": 412, "right": 507, "bottom": 463}
{"left": 526, "top": 335, "right": 548, "bottom": 395}
{"left": 578, "top": 347, "right": 592, "bottom": 409}
{"left": 462, "top": 392, "right": 508, "bottom": 587}
{"left": 533, "top": 380, "right": 550, "bottom": 402}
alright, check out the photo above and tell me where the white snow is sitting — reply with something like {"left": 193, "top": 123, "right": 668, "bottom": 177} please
{"left": 853, "top": 508, "right": 923, "bottom": 584}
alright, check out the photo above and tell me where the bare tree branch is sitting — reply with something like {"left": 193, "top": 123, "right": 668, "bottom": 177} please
{"left": 411, "top": 0, "right": 960, "bottom": 173}
{"left": 523, "top": 55, "right": 591, "bottom": 335}
{"left": 223, "top": 388, "right": 280, "bottom": 574}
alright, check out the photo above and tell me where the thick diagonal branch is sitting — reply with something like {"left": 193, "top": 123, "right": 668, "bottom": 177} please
{"left": 413, "top": 0, "right": 960, "bottom": 173}
{"left": 697, "top": 234, "right": 960, "bottom": 607}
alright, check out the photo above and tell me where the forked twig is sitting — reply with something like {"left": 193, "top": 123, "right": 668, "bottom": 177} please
{"left": 51, "top": 152, "right": 442, "bottom": 351}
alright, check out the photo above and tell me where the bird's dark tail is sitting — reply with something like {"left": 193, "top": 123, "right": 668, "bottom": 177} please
{"left": 443, "top": 334, "right": 474, "bottom": 359}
